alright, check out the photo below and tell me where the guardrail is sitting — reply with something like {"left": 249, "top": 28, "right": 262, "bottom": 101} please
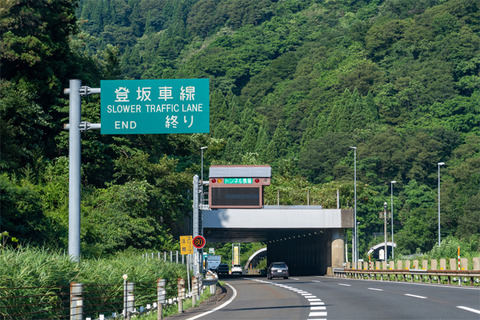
{"left": 0, "top": 274, "right": 218, "bottom": 320}
{"left": 333, "top": 268, "right": 480, "bottom": 286}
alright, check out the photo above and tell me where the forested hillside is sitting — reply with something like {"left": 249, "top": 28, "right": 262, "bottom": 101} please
{"left": 1, "top": 0, "right": 479, "bottom": 259}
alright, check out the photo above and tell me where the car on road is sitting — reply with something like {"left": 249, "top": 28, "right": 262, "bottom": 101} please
{"left": 216, "top": 263, "right": 230, "bottom": 276}
{"left": 267, "top": 262, "right": 289, "bottom": 279}
{"left": 231, "top": 264, "right": 243, "bottom": 275}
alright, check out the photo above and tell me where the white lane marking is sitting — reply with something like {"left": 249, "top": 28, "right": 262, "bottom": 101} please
{"left": 312, "top": 280, "right": 321, "bottom": 283}
{"left": 311, "top": 306, "right": 327, "bottom": 310}
{"left": 290, "top": 277, "right": 300, "bottom": 280}
{"left": 339, "top": 283, "right": 351, "bottom": 287}
{"left": 457, "top": 306, "right": 480, "bottom": 315}
{"left": 404, "top": 293, "right": 427, "bottom": 299}
{"left": 368, "top": 287, "right": 383, "bottom": 291}
{"left": 185, "top": 282, "right": 237, "bottom": 320}
{"left": 250, "top": 278, "right": 327, "bottom": 318}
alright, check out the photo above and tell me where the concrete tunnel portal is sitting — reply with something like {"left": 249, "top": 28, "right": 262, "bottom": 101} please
{"left": 199, "top": 165, "right": 354, "bottom": 276}
{"left": 202, "top": 206, "right": 353, "bottom": 276}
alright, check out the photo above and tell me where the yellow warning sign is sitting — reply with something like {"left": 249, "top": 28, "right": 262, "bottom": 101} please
{"left": 180, "top": 235, "right": 193, "bottom": 255}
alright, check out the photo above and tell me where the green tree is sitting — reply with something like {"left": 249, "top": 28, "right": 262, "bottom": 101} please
{"left": 0, "top": 82, "right": 50, "bottom": 171}
{"left": 298, "top": 132, "right": 354, "bottom": 184}
{"left": 396, "top": 180, "right": 436, "bottom": 254}
{"left": 0, "top": 174, "right": 50, "bottom": 245}
{"left": 265, "top": 120, "right": 290, "bottom": 164}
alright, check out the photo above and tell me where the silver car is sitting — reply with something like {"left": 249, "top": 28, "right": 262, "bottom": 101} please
{"left": 267, "top": 262, "right": 289, "bottom": 279}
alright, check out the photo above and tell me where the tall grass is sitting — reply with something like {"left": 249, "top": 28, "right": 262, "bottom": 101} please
{"left": 0, "top": 247, "right": 187, "bottom": 319}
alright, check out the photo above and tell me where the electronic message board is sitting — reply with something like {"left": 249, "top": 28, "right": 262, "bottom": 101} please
{"left": 208, "top": 165, "right": 271, "bottom": 209}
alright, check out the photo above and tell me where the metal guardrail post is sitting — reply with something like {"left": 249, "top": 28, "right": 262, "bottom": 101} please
{"left": 157, "top": 279, "right": 166, "bottom": 320}
{"left": 127, "top": 282, "right": 135, "bottom": 317}
{"left": 192, "top": 276, "right": 197, "bottom": 306}
{"left": 70, "top": 282, "right": 83, "bottom": 320}
{"left": 178, "top": 278, "right": 185, "bottom": 313}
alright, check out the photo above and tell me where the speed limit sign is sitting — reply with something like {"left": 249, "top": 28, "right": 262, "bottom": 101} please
{"left": 192, "top": 235, "right": 206, "bottom": 249}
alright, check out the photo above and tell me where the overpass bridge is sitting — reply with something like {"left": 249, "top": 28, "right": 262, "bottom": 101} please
{"left": 201, "top": 206, "right": 353, "bottom": 276}
{"left": 197, "top": 165, "right": 354, "bottom": 276}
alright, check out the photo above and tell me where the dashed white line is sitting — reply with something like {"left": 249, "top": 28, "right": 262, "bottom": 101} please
{"left": 368, "top": 287, "right": 383, "bottom": 291}
{"left": 251, "top": 278, "right": 327, "bottom": 319}
{"left": 309, "top": 311, "right": 328, "bottom": 317}
{"left": 338, "top": 283, "right": 351, "bottom": 287}
{"left": 457, "top": 306, "right": 480, "bottom": 315}
{"left": 404, "top": 293, "right": 427, "bottom": 299}
{"left": 311, "top": 306, "right": 327, "bottom": 310}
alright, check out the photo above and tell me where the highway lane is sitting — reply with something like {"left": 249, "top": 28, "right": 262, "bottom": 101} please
{"left": 253, "top": 276, "right": 480, "bottom": 320}
{"left": 195, "top": 277, "right": 312, "bottom": 319}
{"left": 193, "top": 276, "right": 479, "bottom": 320}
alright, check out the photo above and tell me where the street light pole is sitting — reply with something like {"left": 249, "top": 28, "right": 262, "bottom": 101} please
{"left": 390, "top": 181, "right": 396, "bottom": 261}
{"left": 438, "top": 162, "right": 445, "bottom": 247}
{"left": 350, "top": 146, "right": 357, "bottom": 266}
{"left": 383, "top": 201, "right": 388, "bottom": 262}
{"left": 201, "top": 147, "right": 208, "bottom": 182}
{"left": 200, "top": 146, "right": 208, "bottom": 206}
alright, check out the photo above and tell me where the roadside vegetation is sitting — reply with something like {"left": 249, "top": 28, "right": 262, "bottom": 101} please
{"left": 0, "top": 247, "right": 187, "bottom": 318}
{"left": 0, "top": 0, "right": 478, "bottom": 276}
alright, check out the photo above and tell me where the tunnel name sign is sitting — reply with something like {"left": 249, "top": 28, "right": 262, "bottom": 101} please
{"left": 100, "top": 79, "right": 209, "bottom": 134}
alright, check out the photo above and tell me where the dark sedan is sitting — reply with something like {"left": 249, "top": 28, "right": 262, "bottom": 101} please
{"left": 216, "top": 263, "right": 230, "bottom": 276}
{"left": 267, "top": 262, "right": 289, "bottom": 279}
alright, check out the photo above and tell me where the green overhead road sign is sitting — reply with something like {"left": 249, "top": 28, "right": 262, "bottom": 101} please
{"left": 101, "top": 79, "right": 209, "bottom": 134}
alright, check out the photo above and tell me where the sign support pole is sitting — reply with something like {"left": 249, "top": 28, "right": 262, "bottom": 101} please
{"left": 193, "top": 175, "right": 200, "bottom": 276}
{"left": 68, "top": 79, "right": 81, "bottom": 262}
{"left": 64, "top": 80, "right": 101, "bottom": 262}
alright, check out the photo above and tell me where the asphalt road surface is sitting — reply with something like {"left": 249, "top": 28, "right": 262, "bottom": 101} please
{"left": 177, "top": 276, "right": 480, "bottom": 320}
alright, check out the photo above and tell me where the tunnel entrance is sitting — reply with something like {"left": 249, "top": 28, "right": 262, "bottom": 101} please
{"left": 266, "top": 229, "right": 333, "bottom": 276}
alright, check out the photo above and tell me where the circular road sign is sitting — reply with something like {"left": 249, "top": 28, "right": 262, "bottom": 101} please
{"left": 192, "top": 235, "right": 206, "bottom": 249}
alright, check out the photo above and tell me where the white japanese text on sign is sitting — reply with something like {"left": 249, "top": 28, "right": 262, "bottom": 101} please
{"left": 101, "top": 79, "right": 209, "bottom": 134}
